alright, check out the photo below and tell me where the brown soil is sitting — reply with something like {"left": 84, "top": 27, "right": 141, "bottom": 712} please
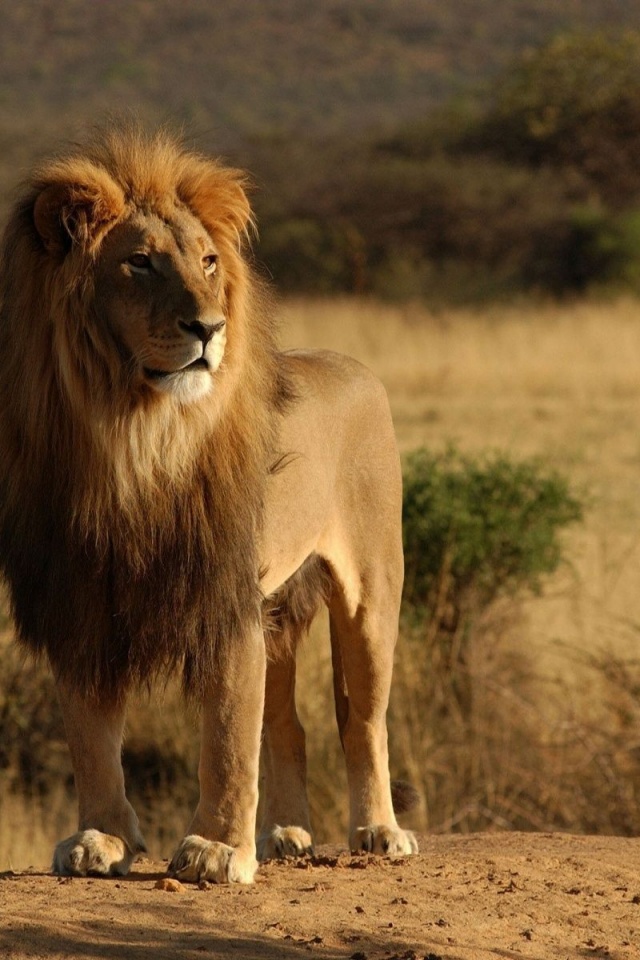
{"left": 2, "top": 833, "right": 639, "bottom": 959}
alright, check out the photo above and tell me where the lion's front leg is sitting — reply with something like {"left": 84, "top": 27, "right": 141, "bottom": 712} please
{"left": 169, "top": 626, "right": 265, "bottom": 885}
{"left": 53, "top": 681, "right": 146, "bottom": 877}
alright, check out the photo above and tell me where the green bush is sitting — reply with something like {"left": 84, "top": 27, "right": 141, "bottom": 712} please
{"left": 390, "top": 448, "right": 592, "bottom": 835}
{"left": 258, "top": 218, "right": 356, "bottom": 293}
{"left": 542, "top": 206, "right": 640, "bottom": 292}
{"left": 0, "top": 646, "right": 70, "bottom": 795}
{"left": 402, "top": 448, "right": 583, "bottom": 613}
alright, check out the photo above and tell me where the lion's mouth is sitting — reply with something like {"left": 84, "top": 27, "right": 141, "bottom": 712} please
{"left": 144, "top": 357, "right": 210, "bottom": 380}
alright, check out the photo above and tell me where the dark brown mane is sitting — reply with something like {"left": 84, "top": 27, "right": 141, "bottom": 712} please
{"left": 0, "top": 126, "right": 293, "bottom": 699}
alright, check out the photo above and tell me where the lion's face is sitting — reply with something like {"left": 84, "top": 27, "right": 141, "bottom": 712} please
{"left": 94, "top": 206, "right": 227, "bottom": 404}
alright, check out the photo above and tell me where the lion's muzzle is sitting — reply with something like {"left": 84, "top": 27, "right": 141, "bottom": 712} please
{"left": 178, "top": 317, "right": 225, "bottom": 345}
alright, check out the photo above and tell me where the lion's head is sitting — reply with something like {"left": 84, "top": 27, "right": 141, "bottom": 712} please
{"left": 0, "top": 126, "right": 291, "bottom": 697}
{"left": 0, "top": 126, "right": 289, "bottom": 494}
{"left": 16, "top": 127, "right": 257, "bottom": 411}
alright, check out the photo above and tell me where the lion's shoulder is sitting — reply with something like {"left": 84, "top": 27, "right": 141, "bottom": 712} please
{"left": 281, "top": 349, "right": 391, "bottom": 421}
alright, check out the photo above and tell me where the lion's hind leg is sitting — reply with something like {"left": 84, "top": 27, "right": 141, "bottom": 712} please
{"left": 257, "top": 651, "right": 314, "bottom": 860}
{"left": 258, "top": 557, "right": 329, "bottom": 860}
{"left": 329, "top": 598, "right": 418, "bottom": 857}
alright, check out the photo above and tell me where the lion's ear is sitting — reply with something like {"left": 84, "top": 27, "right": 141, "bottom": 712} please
{"left": 178, "top": 163, "right": 254, "bottom": 246}
{"left": 33, "top": 176, "right": 125, "bottom": 256}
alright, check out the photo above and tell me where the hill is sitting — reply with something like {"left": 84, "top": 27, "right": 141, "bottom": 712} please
{"left": 4, "top": 2, "right": 640, "bottom": 299}
{"left": 1, "top": 1, "right": 638, "bottom": 166}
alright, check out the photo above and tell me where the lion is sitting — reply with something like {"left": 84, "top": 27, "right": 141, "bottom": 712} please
{"left": 0, "top": 126, "right": 417, "bottom": 883}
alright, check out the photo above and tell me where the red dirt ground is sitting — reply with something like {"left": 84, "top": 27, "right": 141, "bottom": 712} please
{"left": 2, "top": 832, "right": 640, "bottom": 959}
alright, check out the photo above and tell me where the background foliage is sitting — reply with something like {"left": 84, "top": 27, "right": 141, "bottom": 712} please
{"left": 254, "top": 31, "right": 640, "bottom": 300}
{"left": 3, "top": 6, "right": 640, "bottom": 299}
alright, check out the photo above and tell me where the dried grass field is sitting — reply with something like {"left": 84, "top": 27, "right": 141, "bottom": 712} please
{"left": 3, "top": 295, "right": 640, "bottom": 873}
{"left": 281, "top": 296, "right": 640, "bottom": 661}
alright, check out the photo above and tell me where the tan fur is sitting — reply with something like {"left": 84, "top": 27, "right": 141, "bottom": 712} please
{"left": 0, "top": 126, "right": 416, "bottom": 882}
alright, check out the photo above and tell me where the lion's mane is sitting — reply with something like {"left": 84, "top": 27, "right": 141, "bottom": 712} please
{"left": 0, "top": 127, "right": 292, "bottom": 698}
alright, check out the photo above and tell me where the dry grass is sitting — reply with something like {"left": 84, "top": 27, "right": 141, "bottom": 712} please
{"left": 4, "top": 294, "right": 640, "bottom": 868}
{"left": 280, "top": 295, "right": 640, "bottom": 482}
{"left": 281, "top": 296, "right": 640, "bottom": 667}
{"left": 0, "top": 790, "right": 75, "bottom": 872}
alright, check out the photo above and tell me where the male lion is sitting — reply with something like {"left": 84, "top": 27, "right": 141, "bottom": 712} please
{"left": 0, "top": 127, "right": 417, "bottom": 883}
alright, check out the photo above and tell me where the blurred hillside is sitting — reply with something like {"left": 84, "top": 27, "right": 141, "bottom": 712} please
{"left": 1, "top": 1, "right": 636, "bottom": 145}
{"left": 3, "top": 1, "right": 640, "bottom": 299}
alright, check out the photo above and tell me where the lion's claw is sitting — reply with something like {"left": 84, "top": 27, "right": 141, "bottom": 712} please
{"left": 169, "top": 835, "right": 257, "bottom": 884}
{"left": 352, "top": 825, "right": 418, "bottom": 856}
{"left": 53, "top": 829, "right": 136, "bottom": 877}
{"left": 257, "top": 825, "right": 314, "bottom": 861}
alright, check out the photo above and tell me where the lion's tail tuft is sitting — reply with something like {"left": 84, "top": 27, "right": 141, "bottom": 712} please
{"left": 391, "top": 779, "right": 421, "bottom": 815}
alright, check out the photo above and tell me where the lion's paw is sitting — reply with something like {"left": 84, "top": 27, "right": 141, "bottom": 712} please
{"left": 52, "top": 829, "right": 136, "bottom": 877}
{"left": 257, "top": 825, "right": 314, "bottom": 861}
{"left": 168, "top": 835, "right": 257, "bottom": 884}
{"left": 351, "top": 825, "right": 418, "bottom": 856}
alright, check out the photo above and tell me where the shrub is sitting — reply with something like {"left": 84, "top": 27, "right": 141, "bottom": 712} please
{"left": 0, "top": 644, "right": 70, "bottom": 796}
{"left": 392, "top": 448, "right": 592, "bottom": 835}
{"left": 402, "top": 447, "right": 583, "bottom": 614}
{"left": 258, "top": 218, "right": 359, "bottom": 293}
{"left": 399, "top": 446, "right": 583, "bottom": 745}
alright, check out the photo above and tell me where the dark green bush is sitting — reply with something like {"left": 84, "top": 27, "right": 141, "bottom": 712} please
{"left": 258, "top": 217, "right": 366, "bottom": 293}
{"left": 473, "top": 31, "right": 640, "bottom": 205}
{"left": 525, "top": 205, "right": 640, "bottom": 293}
{"left": 402, "top": 448, "right": 583, "bottom": 613}
{"left": 0, "top": 646, "right": 70, "bottom": 795}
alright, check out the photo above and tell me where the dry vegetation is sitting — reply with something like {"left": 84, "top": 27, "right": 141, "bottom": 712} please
{"left": 3, "top": 295, "right": 640, "bottom": 871}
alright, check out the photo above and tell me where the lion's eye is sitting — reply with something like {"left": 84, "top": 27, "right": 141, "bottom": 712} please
{"left": 127, "top": 253, "right": 152, "bottom": 272}
{"left": 203, "top": 254, "right": 218, "bottom": 277}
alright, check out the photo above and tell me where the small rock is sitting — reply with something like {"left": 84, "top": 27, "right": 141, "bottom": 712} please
{"left": 155, "top": 877, "right": 185, "bottom": 893}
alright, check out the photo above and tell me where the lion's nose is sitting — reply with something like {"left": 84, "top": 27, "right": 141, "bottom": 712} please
{"left": 178, "top": 318, "right": 225, "bottom": 345}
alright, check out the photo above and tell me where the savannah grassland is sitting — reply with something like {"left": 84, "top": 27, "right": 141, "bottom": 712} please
{"left": 2, "top": 294, "right": 640, "bottom": 872}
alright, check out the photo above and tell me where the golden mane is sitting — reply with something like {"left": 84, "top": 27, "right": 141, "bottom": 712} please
{"left": 0, "top": 126, "right": 292, "bottom": 698}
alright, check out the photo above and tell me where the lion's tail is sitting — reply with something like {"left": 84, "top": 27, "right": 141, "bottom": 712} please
{"left": 390, "top": 779, "right": 421, "bottom": 814}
